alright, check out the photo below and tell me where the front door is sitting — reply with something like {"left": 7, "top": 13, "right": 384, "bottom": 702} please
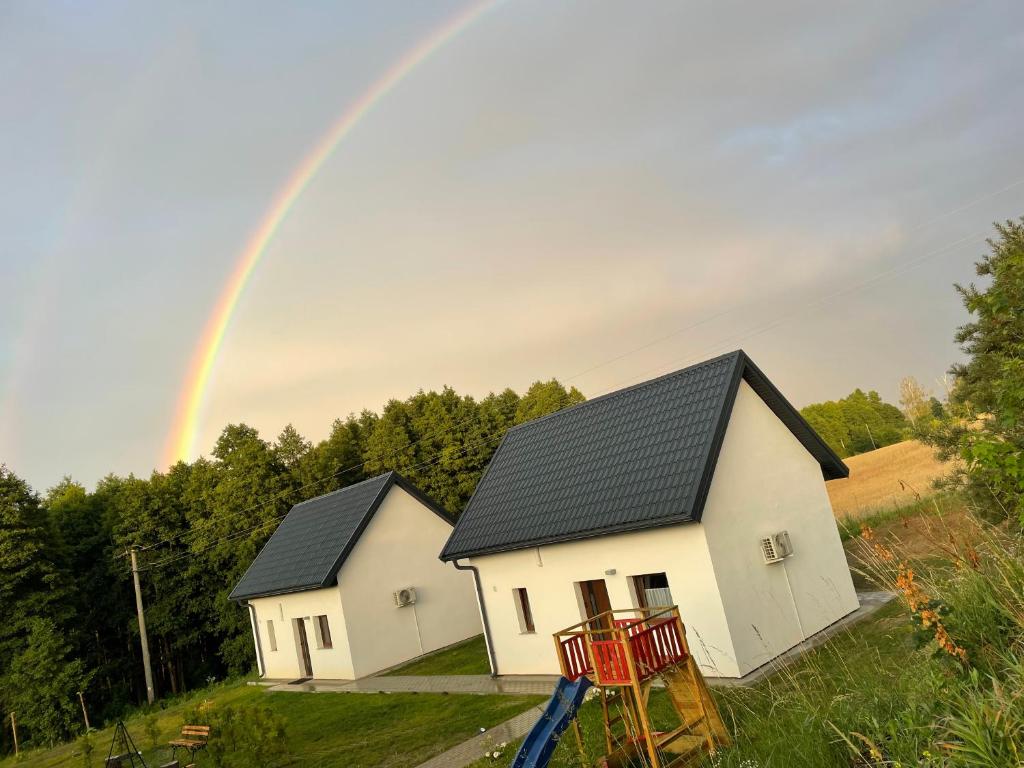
{"left": 295, "top": 619, "right": 313, "bottom": 678}
{"left": 579, "top": 579, "right": 612, "bottom": 634}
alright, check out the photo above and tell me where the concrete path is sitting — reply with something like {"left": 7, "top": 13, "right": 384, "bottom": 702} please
{"left": 263, "top": 591, "right": 895, "bottom": 697}
{"left": 706, "top": 589, "right": 896, "bottom": 687}
{"left": 253, "top": 591, "right": 896, "bottom": 767}
{"left": 415, "top": 704, "right": 547, "bottom": 768}
{"left": 264, "top": 673, "right": 560, "bottom": 696}
{"left": 406, "top": 590, "right": 899, "bottom": 768}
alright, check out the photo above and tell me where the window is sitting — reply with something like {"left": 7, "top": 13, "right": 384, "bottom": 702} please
{"left": 631, "top": 572, "right": 673, "bottom": 609}
{"left": 314, "top": 615, "right": 333, "bottom": 649}
{"left": 266, "top": 620, "right": 277, "bottom": 652}
{"left": 513, "top": 588, "right": 535, "bottom": 633}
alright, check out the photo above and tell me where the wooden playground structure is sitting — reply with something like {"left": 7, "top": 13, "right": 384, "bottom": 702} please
{"left": 555, "top": 606, "right": 729, "bottom": 767}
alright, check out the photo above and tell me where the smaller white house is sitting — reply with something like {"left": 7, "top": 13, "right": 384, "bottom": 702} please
{"left": 230, "top": 472, "right": 481, "bottom": 680}
{"left": 441, "top": 351, "right": 860, "bottom": 679}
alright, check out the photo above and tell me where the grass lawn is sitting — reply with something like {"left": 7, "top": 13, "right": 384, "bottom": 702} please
{"left": 467, "top": 601, "right": 918, "bottom": 768}
{"left": 383, "top": 634, "right": 491, "bottom": 676}
{"left": 0, "top": 677, "right": 543, "bottom": 768}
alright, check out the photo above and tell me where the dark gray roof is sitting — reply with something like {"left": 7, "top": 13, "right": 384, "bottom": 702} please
{"left": 441, "top": 351, "right": 847, "bottom": 561}
{"left": 230, "top": 472, "right": 452, "bottom": 601}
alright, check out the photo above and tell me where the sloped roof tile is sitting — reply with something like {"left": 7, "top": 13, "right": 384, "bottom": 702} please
{"left": 230, "top": 472, "right": 451, "bottom": 601}
{"left": 440, "top": 351, "right": 846, "bottom": 560}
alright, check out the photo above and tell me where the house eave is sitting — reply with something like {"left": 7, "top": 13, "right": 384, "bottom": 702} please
{"left": 441, "top": 514, "right": 697, "bottom": 562}
{"left": 229, "top": 581, "right": 331, "bottom": 603}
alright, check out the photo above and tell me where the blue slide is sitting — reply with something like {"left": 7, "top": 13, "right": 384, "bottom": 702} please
{"left": 512, "top": 675, "right": 593, "bottom": 768}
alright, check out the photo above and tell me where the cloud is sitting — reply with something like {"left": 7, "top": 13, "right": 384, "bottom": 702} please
{"left": 3, "top": 0, "right": 1023, "bottom": 487}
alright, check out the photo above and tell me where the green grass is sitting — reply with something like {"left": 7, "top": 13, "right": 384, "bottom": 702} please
{"left": 835, "top": 492, "right": 950, "bottom": 541}
{"left": 468, "top": 601, "right": 922, "bottom": 767}
{"left": 0, "top": 677, "right": 543, "bottom": 768}
{"left": 383, "top": 634, "right": 491, "bottom": 676}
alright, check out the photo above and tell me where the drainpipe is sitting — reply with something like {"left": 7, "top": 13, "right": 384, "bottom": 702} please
{"left": 245, "top": 602, "right": 266, "bottom": 678}
{"left": 452, "top": 559, "right": 498, "bottom": 677}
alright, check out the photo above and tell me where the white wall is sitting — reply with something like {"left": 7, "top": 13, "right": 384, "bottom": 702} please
{"left": 338, "top": 486, "right": 482, "bottom": 678}
{"left": 468, "top": 525, "right": 740, "bottom": 677}
{"left": 249, "top": 586, "right": 354, "bottom": 680}
{"left": 701, "top": 380, "right": 860, "bottom": 676}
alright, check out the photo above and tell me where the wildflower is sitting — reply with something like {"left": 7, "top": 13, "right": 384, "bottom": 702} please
{"left": 965, "top": 546, "right": 981, "bottom": 569}
{"left": 896, "top": 563, "right": 968, "bottom": 664}
{"left": 896, "top": 564, "right": 925, "bottom": 612}
{"left": 873, "top": 541, "right": 896, "bottom": 562}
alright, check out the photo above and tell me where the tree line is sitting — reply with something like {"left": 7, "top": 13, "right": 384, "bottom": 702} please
{"left": 5, "top": 216, "right": 1020, "bottom": 755}
{"left": 798, "top": 388, "right": 917, "bottom": 458}
{"left": 0, "top": 379, "right": 583, "bottom": 751}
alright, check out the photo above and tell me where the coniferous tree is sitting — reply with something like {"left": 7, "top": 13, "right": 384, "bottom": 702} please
{"left": 515, "top": 380, "right": 585, "bottom": 425}
{"left": 0, "top": 376, "right": 590, "bottom": 736}
{"left": 926, "top": 218, "right": 1024, "bottom": 522}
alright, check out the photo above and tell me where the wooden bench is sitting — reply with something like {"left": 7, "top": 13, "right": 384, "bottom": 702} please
{"left": 169, "top": 724, "right": 210, "bottom": 764}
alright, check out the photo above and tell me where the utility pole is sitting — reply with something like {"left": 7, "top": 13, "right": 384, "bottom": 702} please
{"left": 78, "top": 690, "right": 91, "bottom": 731}
{"left": 129, "top": 548, "right": 155, "bottom": 705}
{"left": 864, "top": 423, "right": 877, "bottom": 450}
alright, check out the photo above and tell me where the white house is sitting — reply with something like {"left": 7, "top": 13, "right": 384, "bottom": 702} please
{"left": 440, "top": 351, "right": 860, "bottom": 679}
{"left": 231, "top": 471, "right": 481, "bottom": 680}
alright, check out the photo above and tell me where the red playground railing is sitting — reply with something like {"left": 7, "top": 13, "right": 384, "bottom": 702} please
{"left": 559, "top": 633, "right": 592, "bottom": 681}
{"left": 555, "top": 606, "right": 690, "bottom": 686}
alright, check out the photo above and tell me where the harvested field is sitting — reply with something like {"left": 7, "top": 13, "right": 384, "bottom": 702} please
{"left": 827, "top": 439, "right": 955, "bottom": 520}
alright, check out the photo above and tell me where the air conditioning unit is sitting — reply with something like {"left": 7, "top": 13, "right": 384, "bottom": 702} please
{"left": 393, "top": 587, "right": 417, "bottom": 607}
{"left": 760, "top": 531, "right": 793, "bottom": 564}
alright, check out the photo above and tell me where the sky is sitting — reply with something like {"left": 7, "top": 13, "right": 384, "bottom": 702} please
{"left": 2, "top": 1, "right": 1023, "bottom": 492}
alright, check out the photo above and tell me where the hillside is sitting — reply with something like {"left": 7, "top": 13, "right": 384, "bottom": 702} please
{"left": 826, "top": 439, "right": 954, "bottom": 519}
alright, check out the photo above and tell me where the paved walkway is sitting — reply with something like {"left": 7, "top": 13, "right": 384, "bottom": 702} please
{"left": 415, "top": 704, "right": 547, "bottom": 768}
{"left": 264, "top": 591, "right": 895, "bottom": 697}
{"left": 707, "top": 589, "right": 896, "bottom": 686}
{"left": 255, "top": 591, "right": 896, "bottom": 768}
{"left": 264, "top": 673, "right": 560, "bottom": 696}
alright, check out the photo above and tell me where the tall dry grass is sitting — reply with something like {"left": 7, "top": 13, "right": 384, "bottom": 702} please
{"left": 705, "top": 496, "right": 1024, "bottom": 767}
{"left": 473, "top": 497, "right": 1024, "bottom": 768}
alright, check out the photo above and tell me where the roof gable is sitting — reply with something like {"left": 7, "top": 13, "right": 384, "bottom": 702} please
{"left": 440, "top": 351, "right": 846, "bottom": 561}
{"left": 230, "top": 472, "right": 452, "bottom": 601}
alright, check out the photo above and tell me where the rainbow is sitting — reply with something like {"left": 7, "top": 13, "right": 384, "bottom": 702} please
{"left": 163, "top": 0, "right": 499, "bottom": 466}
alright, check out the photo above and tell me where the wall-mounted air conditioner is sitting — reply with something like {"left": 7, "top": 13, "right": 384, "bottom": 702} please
{"left": 760, "top": 531, "right": 793, "bottom": 564}
{"left": 393, "top": 587, "right": 417, "bottom": 607}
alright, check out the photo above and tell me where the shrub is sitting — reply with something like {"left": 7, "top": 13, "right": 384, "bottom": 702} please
{"left": 77, "top": 731, "right": 95, "bottom": 768}
{"left": 143, "top": 714, "right": 159, "bottom": 752}
{"left": 180, "top": 700, "right": 286, "bottom": 768}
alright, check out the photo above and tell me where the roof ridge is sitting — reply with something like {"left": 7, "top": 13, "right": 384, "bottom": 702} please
{"left": 506, "top": 350, "right": 743, "bottom": 435}
{"left": 291, "top": 470, "right": 395, "bottom": 509}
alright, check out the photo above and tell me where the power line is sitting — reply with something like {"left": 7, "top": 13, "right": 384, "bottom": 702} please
{"left": 136, "top": 405, "right": 503, "bottom": 557}
{"left": 140, "top": 428, "right": 508, "bottom": 572}
{"left": 140, "top": 221, "right": 989, "bottom": 572}
{"left": 557, "top": 175, "right": 1024, "bottom": 387}
{"left": 133, "top": 179, "right": 1022, "bottom": 555}
{"left": 600, "top": 227, "right": 988, "bottom": 393}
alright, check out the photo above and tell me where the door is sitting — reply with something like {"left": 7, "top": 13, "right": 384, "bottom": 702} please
{"left": 579, "top": 579, "right": 612, "bottom": 634}
{"left": 295, "top": 619, "right": 313, "bottom": 678}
